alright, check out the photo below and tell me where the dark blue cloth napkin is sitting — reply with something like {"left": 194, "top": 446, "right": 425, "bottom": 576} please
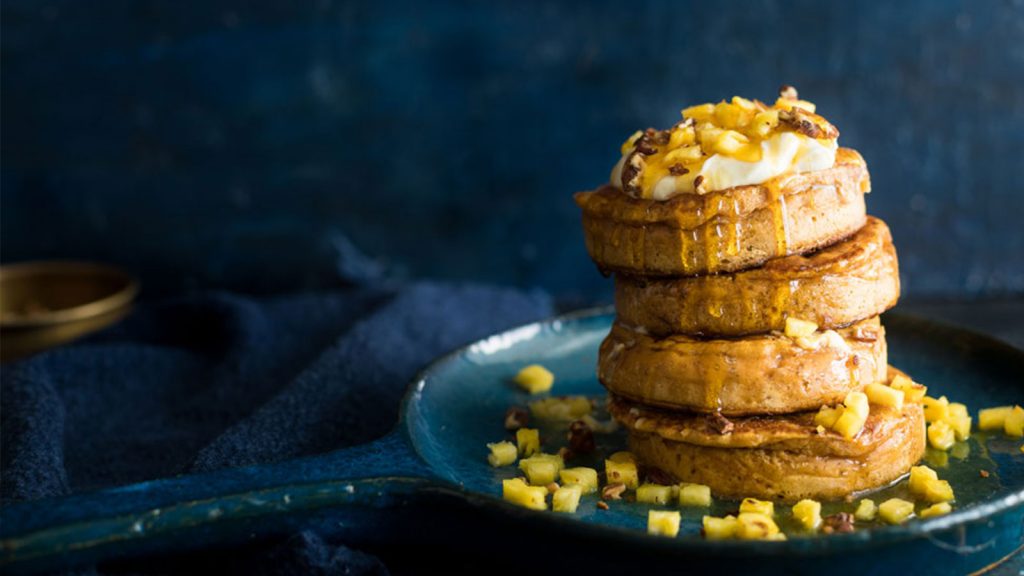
{"left": 1, "top": 281, "right": 554, "bottom": 574}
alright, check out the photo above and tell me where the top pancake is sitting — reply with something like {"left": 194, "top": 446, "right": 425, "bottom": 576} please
{"left": 575, "top": 148, "right": 870, "bottom": 277}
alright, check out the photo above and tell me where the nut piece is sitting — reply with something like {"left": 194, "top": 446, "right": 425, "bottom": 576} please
{"left": 778, "top": 107, "right": 839, "bottom": 139}
{"left": 779, "top": 85, "right": 799, "bottom": 100}
{"left": 567, "top": 420, "right": 596, "bottom": 454}
{"left": 596, "top": 500, "right": 610, "bottom": 511}
{"left": 708, "top": 412, "right": 735, "bottom": 435}
{"left": 821, "top": 512, "right": 855, "bottom": 534}
{"left": 504, "top": 406, "right": 530, "bottom": 431}
{"left": 602, "top": 482, "right": 627, "bottom": 501}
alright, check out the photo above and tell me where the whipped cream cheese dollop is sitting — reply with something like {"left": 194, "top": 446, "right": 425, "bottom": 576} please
{"left": 610, "top": 86, "right": 841, "bottom": 200}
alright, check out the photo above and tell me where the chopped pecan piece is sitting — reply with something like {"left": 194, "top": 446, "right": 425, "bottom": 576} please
{"left": 621, "top": 150, "right": 646, "bottom": 196}
{"left": 597, "top": 501, "right": 610, "bottom": 511}
{"left": 822, "top": 512, "right": 855, "bottom": 534}
{"left": 779, "top": 84, "right": 799, "bottom": 100}
{"left": 708, "top": 412, "right": 734, "bottom": 435}
{"left": 602, "top": 482, "right": 627, "bottom": 500}
{"left": 567, "top": 420, "right": 596, "bottom": 454}
{"left": 504, "top": 406, "right": 530, "bottom": 431}
{"left": 979, "top": 469, "right": 990, "bottom": 478}
{"left": 778, "top": 108, "right": 839, "bottom": 139}
{"left": 668, "top": 164, "right": 689, "bottom": 176}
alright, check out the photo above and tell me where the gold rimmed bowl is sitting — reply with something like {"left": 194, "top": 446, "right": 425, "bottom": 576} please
{"left": 0, "top": 261, "right": 139, "bottom": 362}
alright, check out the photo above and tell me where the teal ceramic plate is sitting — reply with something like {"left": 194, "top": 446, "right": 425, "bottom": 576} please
{"left": 2, "top": 310, "right": 1022, "bottom": 574}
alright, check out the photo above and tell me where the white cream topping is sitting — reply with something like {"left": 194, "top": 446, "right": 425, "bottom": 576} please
{"left": 612, "top": 132, "right": 838, "bottom": 200}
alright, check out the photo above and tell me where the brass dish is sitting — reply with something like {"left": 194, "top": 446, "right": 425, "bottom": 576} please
{"left": 0, "top": 261, "right": 139, "bottom": 362}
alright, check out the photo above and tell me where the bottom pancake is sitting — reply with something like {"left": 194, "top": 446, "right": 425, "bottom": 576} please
{"left": 607, "top": 368, "right": 925, "bottom": 502}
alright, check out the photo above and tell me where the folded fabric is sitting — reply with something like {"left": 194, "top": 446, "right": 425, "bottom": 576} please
{"left": 0, "top": 281, "right": 554, "bottom": 573}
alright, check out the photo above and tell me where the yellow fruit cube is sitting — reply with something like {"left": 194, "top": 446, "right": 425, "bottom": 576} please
{"left": 928, "top": 420, "right": 956, "bottom": 451}
{"left": 502, "top": 478, "right": 547, "bottom": 510}
{"left": 865, "top": 382, "right": 904, "bottom": 411}
{"left": 918, "top": 502, "right": 952, "bottom": 519}
{"left": 750, "top": 110, "right": 780, "bottom": 138}
{"left": 948, "top": 403, "right": 969, "bottom": 419}
{"left": 908, "top": 465, "right": 938, "bottom": 494}
{"left": 552, "top": 484, "right": 582, "bottom": 513}
{"left": 978, "top": 406, "right": 1014, "bottom": 431}
{"left": 925, "top": 448, "right": 949, "bottom": 468}
{"left": 636, "top": 484, "right": 673, "bottom": 505}
{"left": 739, "top": 497, "right": 774, "bottom": 516}
{"left": 607, "top": 451, "right": 636, "bottom": 463}
{"left": 702, "top": 515, "right": 739, "bottom": 540}
{"left": 878, "top": 498, "right": 915, "bottom": 524}
{"left": 815, "top": 405, "right": 843, "bottom": 429}
{"left": 605, "top": 458, "right": 639, "bottom": 489}
{"left": 648, "top": 510, "right": 681, "bottom": 537}
{"left": 486, "top": 441, "right": 518, "bottom": 467}
{"left": 844, "top": 391, "right": 870, "bottom": 419}
{"left": 682, "top": 103, "right": 716, "bottom": 121}
{"left": 922, "top": 479, "right": 955, "bottom": 503}
{"left": 713, "top": 130, "right": 750, "bottom": 155}
{"left": 519, "top": 453, "right": 564, "bottom": 485}
{"left": 736, "top": 512, "right": 781, "bottom": 540}
{"left": 514, "top": 364, "right": 554, "bottom": 394}
{"left": 890, "top": 374, "right": 927, "bottom": 403}
{"left": 668, "top": 124, "right": 696, "bottom": 149}
{"left": 834, "top": 406, "right": 867, "bottom": 439}
{"left": 792, "top": 499, "right": 822, "bottom": 531}
{"left": 559, "top": 467, "right": 598, "bottom": 494}
{"left": 923, "top": 396, "right": 950, "bottom": 423}
{"left": 1005, "top": 406, "right": 1024, "bottom": 437}
{"left": 784, "top": 317, "right": 818, "bottom": 338}
{"left": 528, "top": 396, "right": 591, "bottom": 421}
{"left": 663, "top": 144, "right": 703, "bottom": 164}
{"left": 515, "top": 428, "right": 540, "bottom": 457}
{"left": 854, "top": 499, "right": 877, "bottom": 521}
{"left": 678, "top": 483, "right": 712, "bottom": 507}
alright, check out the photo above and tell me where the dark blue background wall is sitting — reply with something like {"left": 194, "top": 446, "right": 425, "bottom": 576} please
{"left": 3, "top": 0, "right": 1023, "bottom": 301}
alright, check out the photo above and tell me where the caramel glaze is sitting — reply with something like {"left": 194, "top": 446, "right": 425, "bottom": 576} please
{"left": 614, "top": 217, "right": 900, "bottom": 337}
{"left": 575, "top": 148, "right": 870, "bottom": 277}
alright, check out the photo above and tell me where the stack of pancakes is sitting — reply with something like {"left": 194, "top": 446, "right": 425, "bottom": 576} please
{"left": 575, "top": 120, "right": 925, "bottom": 501}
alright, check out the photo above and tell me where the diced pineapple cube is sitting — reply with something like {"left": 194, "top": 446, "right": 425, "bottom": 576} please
{"left": 559, "top": 467, "right": 598, "bottom": 494}
{"left": 552, "top": 484, "right": 583, "bottom": 513}
{"left": 844, "top": 391, "right": 870, "bottom": 419}
{"left": 792, "top": 499, "right": 822, "bottom": 531}
{"left": 950, "top": 441, "right": 971, "bottom": 460}
{"left": 647, "top": 510, "right": 681, "bottom": 537}
{"left": 607, "top": 451, "right": 636, "bottom": 463}
{"left": 978, "top": 406, "right": 1014, "bottom": 431}
{"left": 834, "top": 405, "right": 867, "bottom": 439}
{"left": 668, "top": 124, "right": 696, "bottom": 149}
{"left": 713, "top": 130, "right": 750, "bottom": 155}
{"left": 908, "top": 465, "right": 938, "bottom": 494}
{"left": 865, "top": 382, "right": 905, "bottom": 411}
{"left": 815, "top": 405, "right": 843, "bottom": 429}
{"left": 921, "top": 479, "right": 955, "bottom": 503}
{"left": 519, "top": 453, "right": 564, "bottom": 485}
{"left": 515, "top": 428, "right": 540, "bottom": 457}
{"left": 682, "top": 103, "right": 716, "bottom": 121}
{"left": 890, "top": 374, "right": 927, "bottom": 403}
{"left": 678, "top": 483, "right": 712, "bottom": 507}
{"left": 925, "top": 448, "right": 949, "bottom": 468}
{"left": 948, "top": 403, "right": 969, "bottom": 419}
{"left": 735, "top": 512, "right": 781, "bottom": 540}
{"left": 923, "top": 395, "right": 950, "bottom": 423}
{"left": 702, "top": 515, "right": 739, "bottom": 540}
{"left": 605, "top": 458, "right": 639, "bottom": 489}
{"left": 774, "top": 97, "right": 817, "bottom": 113}
{"left": 878, "top": 498, "right": 915, "bottom": 524}
{"left": 928, "top": 420, "right": 956, "bottom": 451}
{"left": 854, "top": 499, "right": 877, "bottom": 521}
{"left": 514, "top": 364, "right": 554, "bottom": 394}
{"left": 663, "top": 145, "right": 703, "bottom": 164}
{"left": 528, "top": 396, "right": 591, "bottom": 421}
{"left": 739, "top": 497, "right": 774, "bottom": 516}
{"left": 1005, "top": 406, "right": 1024, "bottom": 437}
{"left": 918, "top": 502, "right": 952, "bottom": 519}
{"left": 714, "top": 102, "right": 746, "bottom": 129}
{"left": 502, "top": 478, "right": 547, "bottom": 510}
{"left": 784, "top": 317, "right": 818, "bottom": 338}
{"left": 750, "top": 110, "right": 780, "bottom": 137}
{"left": 486, "top": 441, "right": 518, "bottom": 467}
{"left": 636, "top": 484, "right": 673, "bottom": 505}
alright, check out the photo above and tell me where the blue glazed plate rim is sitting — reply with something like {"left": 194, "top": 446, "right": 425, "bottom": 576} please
{"left": 401, "top": 306, "right": 1024, "bottom": 554}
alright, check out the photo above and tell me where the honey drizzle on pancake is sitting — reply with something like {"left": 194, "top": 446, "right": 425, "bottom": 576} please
{"left": 766, "top": 177, "right": 790, "bottom": 256}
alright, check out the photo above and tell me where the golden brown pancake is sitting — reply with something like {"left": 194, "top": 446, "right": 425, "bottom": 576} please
{"left": 598, "top": 317, "right": 886, "bottom": 416}
{"left": 607, "top": 367, "right": 925, "bottom": 501}
{"left": 614, "top": 216, "right": 899, "bottom": 337}
{"left": 574, "top": 148, "right": 870, "bottom": 277}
